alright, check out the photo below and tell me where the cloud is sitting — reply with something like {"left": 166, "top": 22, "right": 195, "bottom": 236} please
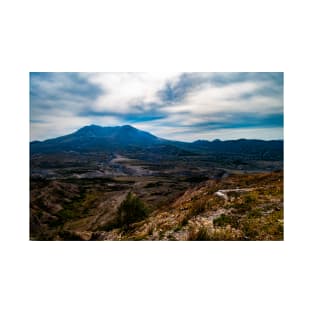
{"left": 30, "top": 72, "right": 283, "bottom": 141}
{"left": 83, "top": 72, "right": 182, "bottom": 113}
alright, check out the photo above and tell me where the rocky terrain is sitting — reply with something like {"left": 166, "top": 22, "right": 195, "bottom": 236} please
{"left": 30, "top": 125, "right": 283, "bottom": 240}
{"left": 30, "top": 169, "right": 283, "bottom": 241}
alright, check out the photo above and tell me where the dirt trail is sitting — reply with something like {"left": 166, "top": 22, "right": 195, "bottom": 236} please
{"left": 218, "top": 188, "right": 255, "bottom": 193}
{"left": 109, "top": 154, "right": 154, "bottom": 176}
{"left": 214, "top": 188, "right": 255, "bottom": 200}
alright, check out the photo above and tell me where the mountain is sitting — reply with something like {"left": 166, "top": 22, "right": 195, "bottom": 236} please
{"left": 189, "top": 138, "right": 283, "bottom": 159}
{"left": 30, "top": 125, "right": 165, "bottom": 154}
{"left": 74, "top": 124, "right": 160, "bottom": 144}
{"left": 30, "top": 124, "right": 283, "bottom": 161}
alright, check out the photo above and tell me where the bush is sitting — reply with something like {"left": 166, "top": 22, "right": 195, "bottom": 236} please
{"left": 244, "top": 193, "right": 258, "bottom": 204}
{"left": 187, "top": 227, "right": 211, "bottom": 241}
{"left": 188, "top": 226, "right": 241, "bottom": 241}
{"left": 240, "top": 209, "right": 283, "bottom": 240}
{"left": 213, "top": 214, "right": 239, "bottom": 228}
{"left": 190, "top": 198, "right": 208, "bottom": 215}
{"left": 116, "top": 192, "right": 148, "bottom": 228}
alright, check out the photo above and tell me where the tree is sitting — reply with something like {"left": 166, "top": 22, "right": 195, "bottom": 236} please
{"left": 117, "top": 192, "right": 148, "bottom": 228}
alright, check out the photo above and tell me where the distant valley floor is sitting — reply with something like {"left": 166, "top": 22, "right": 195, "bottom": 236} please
{"left": 30, "top": 152, "right": 283, "bottom": 241}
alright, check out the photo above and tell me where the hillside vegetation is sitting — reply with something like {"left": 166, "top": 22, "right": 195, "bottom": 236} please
{"left": 31, "top": 171, "right": 283, "bottom": 240}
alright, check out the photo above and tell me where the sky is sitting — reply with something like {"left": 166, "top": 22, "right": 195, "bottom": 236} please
{"left": 30, "top": 72, "right": 283, "bottom": 142}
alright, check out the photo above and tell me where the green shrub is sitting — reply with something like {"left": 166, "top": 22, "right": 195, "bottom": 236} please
{"left": 190, "top": 198, "right": 208, "bottom": 215}
{"left": 188, "top": 226, "right": 241, "bottom": 241}
{"left": 244, "top": 193, "right": 258, "bottom": 204}
{"left": 187, "top": 227, "right": 211, "bottom": 241}
{"left": 213, "top": 214, "right": 238, "bottom": 227}
{"left": 116, "top": 192, "right": 148, "bottom": 228}
{"left": 247, "top": 209, "right": 262, "bottom": 218}
{"left": 240, "top": 209, "right": 283, "bottom": 240}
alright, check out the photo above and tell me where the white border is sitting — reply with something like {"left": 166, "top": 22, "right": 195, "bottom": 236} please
{"left": 1, "top": 1, "right": 312, "bottom": 313}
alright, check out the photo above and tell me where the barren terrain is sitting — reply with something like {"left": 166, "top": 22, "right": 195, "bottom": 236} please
{"left": 30, "top": 151, "right": 283, "bottom": 240}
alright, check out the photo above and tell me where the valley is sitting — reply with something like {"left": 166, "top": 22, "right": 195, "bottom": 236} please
{"left": 30, "top": 125, "right": 283, "bottom": 240}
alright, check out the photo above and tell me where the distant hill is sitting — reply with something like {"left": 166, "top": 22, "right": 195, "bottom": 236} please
{"left": 31, "top": 125, "right": 165, "bottom": 154}
{"left": 30, "top": 124, "right": 283, "bottom": 160}
{"left": 188, "top": 138, "right": 283, "bottom": 160}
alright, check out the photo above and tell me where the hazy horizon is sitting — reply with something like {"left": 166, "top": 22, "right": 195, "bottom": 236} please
{"left": 30, "top": 123, "right": 284, "bottom": 143}
{"left": 30, "top": 72, "right": 283, "bottom": 142}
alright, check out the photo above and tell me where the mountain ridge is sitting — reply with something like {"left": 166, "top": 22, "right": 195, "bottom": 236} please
{"left": 30, "top": 124, "right": 283, "bottom": 161}
{"left": 31, "top": 124, "right": 283, "bottom": 144}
